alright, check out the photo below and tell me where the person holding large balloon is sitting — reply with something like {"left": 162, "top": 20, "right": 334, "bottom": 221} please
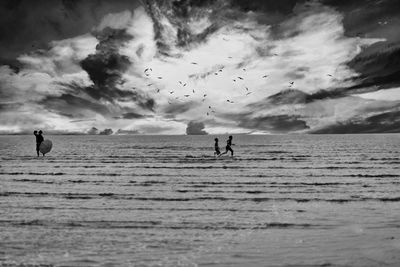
{"left": 33, "top": 130, "right": 52, "bottom": 156}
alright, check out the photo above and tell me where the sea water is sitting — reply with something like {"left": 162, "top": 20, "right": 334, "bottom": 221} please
{"left": 0, "top": 134, "right": 400, "bottom": 267}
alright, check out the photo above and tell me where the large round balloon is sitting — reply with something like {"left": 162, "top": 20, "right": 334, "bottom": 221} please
{"left": 39, "top": 140, "right": 53, "bottom": 155}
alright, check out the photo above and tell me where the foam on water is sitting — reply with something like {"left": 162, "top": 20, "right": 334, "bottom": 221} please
{"left": 1, "top": 134, "right": 400, "bottom": 266}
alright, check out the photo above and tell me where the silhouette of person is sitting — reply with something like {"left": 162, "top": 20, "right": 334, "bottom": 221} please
{"left": 214, "top": 138, "right": 221, "bottom": 156}
{"left": 34, "top": 130, "right": 44, "bottom": 156}
{"left": 219, "top": 135, "right": 234, "bottom": 157}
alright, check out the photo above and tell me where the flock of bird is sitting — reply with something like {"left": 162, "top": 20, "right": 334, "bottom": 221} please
{"left": 140, "top": 59, "right": 279, "bottom": 117}
{"left": 139, "top": 54, "right": 336, "bottom": 117}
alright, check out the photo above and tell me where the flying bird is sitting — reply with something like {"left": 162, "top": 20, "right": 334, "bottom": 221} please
{"left": 233, "top": 79, "right": 236, "bottom": 82}
{"left": 184, "top": 94, "right": 190, "bottom": 97}
{"left": 227, "top": 100, "right": 234, "bottom": 103}
{"left": 237, "top": 77, "right": 244, "bottom": 80}
{"left": 191, "top": 62, "right": 198, "bottom": 65}
{"left": 327, "top": 74, "right": 333, "bottom": 77}
{"left": 246, "top": 92, "right": 252, "bottom": 96}
{"left": 245, "top": 87, "right": 249, "bottom": 91}
{"left": 147, "top": 83, "right": 153, "bottom": 86}
{"left": 169, "top": 91, "right": 174, "bottom": 94}
{"left": 192, "top": 89, "right": 195, "bottom": 93}
{"left": 157, "top": 77, "right": 163, "bottom": 79}
{"left": 156, "top": 89, "right": 160, "bottom": 93}
{"left": 203, "top": 94, "right": 207, "bottom": 98}
{"left": 243, "top": 68, "right": 246, "bottom": 72}
{"left": 262, "top": 75, "right": 268, "bottom": 78}
{"left": 228, "top": 56, "right": 233, "bottom": 59}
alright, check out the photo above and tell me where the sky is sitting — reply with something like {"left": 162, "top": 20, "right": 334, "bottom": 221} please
{"left": 0, "top": 0, "right": 399, "bottom": 134}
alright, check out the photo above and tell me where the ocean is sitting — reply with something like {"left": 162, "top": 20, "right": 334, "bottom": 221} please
{"left": 1, "top": 134, "right": 400, "bottom": 267}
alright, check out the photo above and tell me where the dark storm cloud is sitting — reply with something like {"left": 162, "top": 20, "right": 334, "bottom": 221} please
{"left": 321, "top": 0, "right": 400, "bottom": 92}
{"left": 80, "top": 27, "right": 133, "bottom": 90}
{"left": 49, "top": 25, "right": 156, "bottom": 116}
{"left": 87, "top": 127, "right": 99, "bottom": 135}
{"left": 122, "top": 112, "right": 146, "bottom": 119}
{"left": 39, "top": 93, "right": 110, "bottom": 117}
{"left": 143, "top": 0, "right": 314, "bottom": 55}
{"left": 247, "top": 87, "right": 377, "bottom": 110}
{"left": 220, "top": 110, "right": 309, "bottom": 133}
{"left": 232, "top": 0, "right": 398, "bottom": 41}
{"left": 247, "top": 89, "right": 342, "bottom": 109}
{"left": 347, "top": 44, "right": 400, "bottom": 90}
{"left": 266, "top": 89, "right": 308, "bottom": 105}
{"left": 143, "top": 0, "right": 234, "bottom": 55}
{"left": 186, "top": 121, "right": 208, "bottom": 135}
{"left": 0, "top": 0, "right": 141, "bottom": 66}
{"left": 231, "top": 0, "right": 300, "bottom": 14}
{"left": 99, "top": 128, "right": 113, "bottom": 135}
{"left": 0, "top": 102, "right": 23, "bottom": 112}
{"left": 238, "top": 114, "right": 309, "bottom": 133}
{"left": 163, "top": 101, "right": 199, "bottom": 115}
{"left": 59, "top": 82, "right": 155, "bottom": 111}
{"left": 321, "top": 0, "right": 400, "bottom": 41}
{"left": 311, "top": 110, "right": 400, "bottom": 134}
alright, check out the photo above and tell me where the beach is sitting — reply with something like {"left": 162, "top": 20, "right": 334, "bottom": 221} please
{"left": 1, "top": 134, "right": 400, "bottom": 266}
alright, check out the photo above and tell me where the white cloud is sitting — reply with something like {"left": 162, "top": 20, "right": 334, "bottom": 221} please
{"left": 0, "top": 2, "right": 392, "bottom": 134}
{"left": 358, "top": 87, "right": 400, "bottom": 101}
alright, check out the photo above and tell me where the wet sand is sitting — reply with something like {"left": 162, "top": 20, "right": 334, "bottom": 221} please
{"left": 1, "top": 134, "right": 400, "bottom": 266}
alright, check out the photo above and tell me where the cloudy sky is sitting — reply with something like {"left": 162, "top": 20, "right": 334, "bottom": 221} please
{"left": 0, "top": 0, "right": 399, "bottom": 134}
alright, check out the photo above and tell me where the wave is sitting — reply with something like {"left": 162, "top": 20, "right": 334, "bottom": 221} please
{"left": 0, "top": 219, "right": 322, "bottom": 230}
{"left": 0, "top": 172, "right": 64, "bottom": 176}
{"left": 348, "top": 174, "right": 399, "bottom": 178}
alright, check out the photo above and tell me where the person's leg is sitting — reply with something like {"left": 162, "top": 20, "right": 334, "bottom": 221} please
{"left": 219, "top": 147, "right": 228, "bottom": 156}
{"left": 229, "top": 147, "right": 234, "bottom": 157}
{"left": 36, "top": 144, "right": 40, "bottom": 156}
